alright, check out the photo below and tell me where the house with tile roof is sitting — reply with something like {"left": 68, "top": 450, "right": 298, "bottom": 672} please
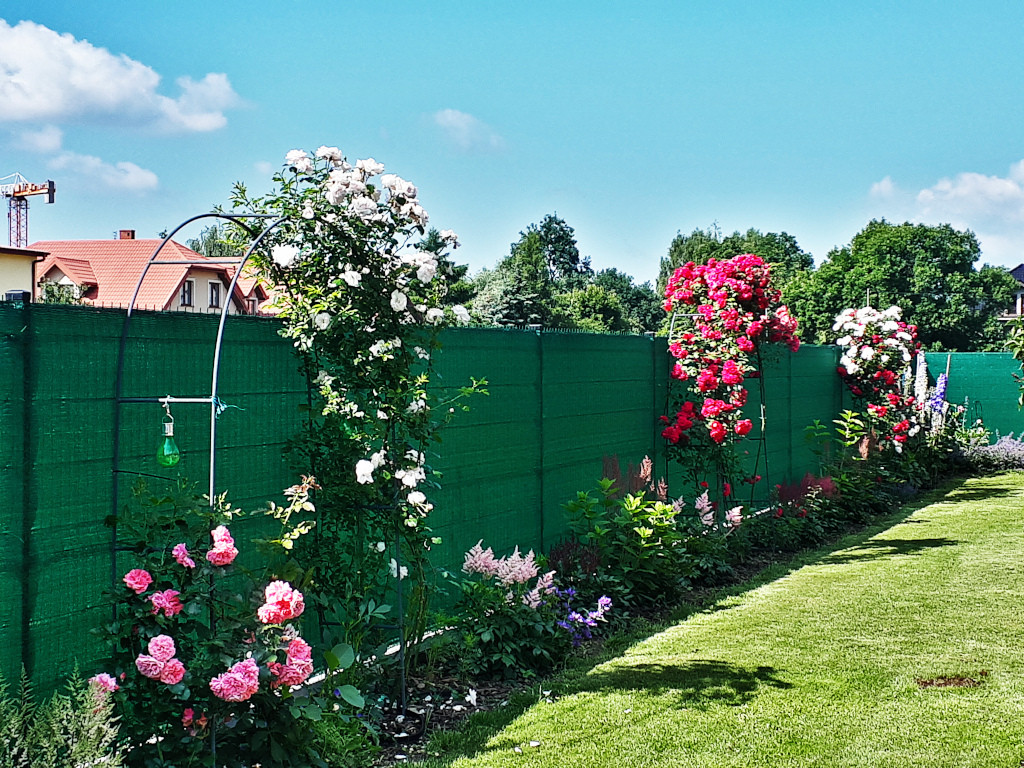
{"left": 30, "top": 231, "right": 258, "bottom": 313}
{"left": 0, "top": 244, "right": 48, "bottom": 299}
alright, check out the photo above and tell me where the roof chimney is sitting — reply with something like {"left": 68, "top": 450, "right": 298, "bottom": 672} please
{"left": 118, "top": 229, "right": 136, "bottom": 240}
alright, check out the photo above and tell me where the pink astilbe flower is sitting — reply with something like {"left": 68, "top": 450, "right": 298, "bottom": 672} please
{"left": 172, "top": 543, "right": 196, "bottom": 569}
{"left": 159, "top": 658, "right": 186, "bottom": 685}
{"left": 496, "top": 546, "right": 539, "bottom": 586}
{"left": 89, "top": 673, "right": 118, "bottom": 693}
{"left": 148, "top": 634, "right": 177, "bottom": 662}
{"left": 522, "top": 570, "right": 557, "bottom": 609}
{"left": 462, "top": 541, "right": 499, "bottom": 577}
{"left": 123, "top": 569, "right": 152, "bottom": 594}
{"left": 210, "top": 659, "right": 259, "bottom": 702}
{"left": 257, "top": 581, "right": 305, "bottom": 624}
{"left": 206, "top": 525, "right": 239, "bottom": 566}
{"left": 135, "top": 654, "right": 164, "bottom": 679}
{"left": 695, "top": 492, "right": 715, "bottom": 527}
{"left": 725, "top": 506, "right": 744, "bottom": 527}
{"left": 150, "top": 589, "right": 183, "bottom": 617}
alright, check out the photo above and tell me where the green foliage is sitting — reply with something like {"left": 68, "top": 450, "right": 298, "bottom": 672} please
{"left": 787, "top": 220, "right": 1017, "bottom": 350}
{"left": 36, "top": 281, "right": 83, "bottom": 304}
{"left": 186, "top": 222, "right": 243, "bottom": 260}
{"left": 562, "top": 479, "right": 689, "bottom": 607}
{"left": 0, "top": 670, "right": 121, "bottom": 768}
{"left": 550, "top": 284, "right": 629, "bottom": 332}
{"left": 592, "top": 268, "right": 662, "bottom": 333}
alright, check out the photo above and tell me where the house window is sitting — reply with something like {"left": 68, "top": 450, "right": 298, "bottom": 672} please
{"left": 246, "top": 298, "right": 258, "bottom": 315}
{"left": 180, "top": 280, "right": 194, "bottom": 307}
{"left": 209, "top": 282, "right": 221, "bottom": 309}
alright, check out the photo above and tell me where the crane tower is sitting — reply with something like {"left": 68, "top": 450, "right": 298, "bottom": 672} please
{"left": 0, "top": 173, "right": 56, "bottom": 248}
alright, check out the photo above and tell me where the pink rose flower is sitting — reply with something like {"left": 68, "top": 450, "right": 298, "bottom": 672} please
{"left": 159, "top": 658, "right": 186, "bottom": 685}
{"left": 135, "top": 654, "right": 164, "bottom": 679}
{"left": 150, "top": 589, "right": 183, "bottom": 618}
{"left": 209, "top": 659, "right": 260, "bottom": 702}
{"left": 89, "top": 673, "right": 119, "bottom": 693}
{"left": 172, "top": 543, "right": 196, "bottom": 569}
{"left": 123, "top": 569, "right": 152, "bottom": 594}
{"left": 206, "top": 544, "right": 238, "bottom": 566}
{"left": 148, "top": 634, "right": 177, "bottom": 662}
{"left": 211, "top": 525, "right": 234, "bottom": 546}
{"left": 286, "top": 637, "right": 312, "bottom": 662}
{"left": 257, "top": 581, "right": 304, "bottom": 624}
{"left": 269, "top": 661, "right": 312, "bottom": 688}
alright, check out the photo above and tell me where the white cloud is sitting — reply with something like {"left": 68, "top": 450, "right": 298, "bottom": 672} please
{"left": 0, "top": 19, "right": 239, "bottom": 132}
{"left": 868, "top": 161, "right": 1024, "bottom": 267}
{"left": 433, "top": 109, "right": 504, "bottom": 152}
{"left": 254, "top": 160, "right": 274, "bottom": 176}
{"left": 48, "top": 150, "right": 158, "bottom": 192}
{"left": 17, "top": 124, "right": 63, "bottom": 153}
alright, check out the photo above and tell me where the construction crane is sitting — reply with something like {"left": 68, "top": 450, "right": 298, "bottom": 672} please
{"left": 0, "top": 173, "right": 56, "bottom": 248}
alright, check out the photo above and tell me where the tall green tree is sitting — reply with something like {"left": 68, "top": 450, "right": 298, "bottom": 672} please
{"left": 592, "top": 268, "right": 663, "bottom": 333}
{"left": 470, "top": 229, "right": 552, "bottom": 325}
{"left": 550, "top": 284, "right": 629, "bottom": 332}
{"left": 535, "top": 213, "right": 592, "bottom": 289}
{"left": 786, "top": 219, "right": 1017, "bottom": 350}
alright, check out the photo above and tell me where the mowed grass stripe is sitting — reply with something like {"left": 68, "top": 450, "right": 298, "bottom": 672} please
{"left": 424, "top": 474, "right": 1024, "bottom": 767}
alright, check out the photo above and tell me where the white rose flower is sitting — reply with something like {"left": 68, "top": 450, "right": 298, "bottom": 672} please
{"left": 408, "top": 491, "right": 427, "bottom": 506}
{"left": 439, "top": 229, "right": 459, "bottom": 247}
{"left": 313, "top": 312, "right": 331, "bottom": 330}
{"left": 389, "top": 558, "right": 409, "bottom": 578}
{"left": 355, "top": 459, "right": 374, "bottom": 484}
{"left": 370, "top": 451, "right": 386, "bottom": 469}
{"left": 374, "top": 541, "right": 386, "bottom": 552}
{"left": 285, "top": 149, "right": 313, "bottom": 173}
{"left": 315, "top": 146, "right": 343, "bottom": 163}
{"left": 342, "top": 270, "right": 361, "bottom": 287}
{"left": 425, "top": 307, "right": 444, "bottom": 324}
{"left": 349, "top": 195, "right": 378, "bottom": 220}
{"left": 417, "top": 262, "right": 437, "bottom": 283}
{"left": 860, "top": 346, "right": 874, "bottom": 360}
{"left": 390, "top": 290, "right": 408, "bottom": 312}
{"left": 836, "top": 335, "right": 852, "bottom": 346}
{"left": 356, "top": 157, "right": 385, "bottom": 178}
{"left": 301, "top": 201, "right": 315, "bottom": 220}
{"left": 453, "top": 305, "right": 471, "bottom": 325}
{"left": 271, "top": 244, "right": 300, "bottom": 268}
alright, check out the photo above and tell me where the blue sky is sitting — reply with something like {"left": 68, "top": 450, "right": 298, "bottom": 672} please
{"left": 3, "top": 1, "right": 1024, "bottom": 284}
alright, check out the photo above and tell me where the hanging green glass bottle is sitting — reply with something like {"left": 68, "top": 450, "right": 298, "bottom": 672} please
{"left": 157, "top": 419, "right": 180, "bottom": 467}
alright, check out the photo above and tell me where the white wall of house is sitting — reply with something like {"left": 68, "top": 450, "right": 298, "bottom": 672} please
{"left": 170, "top": 268, "right": 238, "bottom": 313}
{"left": 0, "top": 254, "right": 39, "bottom": 295}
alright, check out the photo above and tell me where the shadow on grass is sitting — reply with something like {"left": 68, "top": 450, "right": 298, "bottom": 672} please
{"left": 939, "top": 485, "right": 1018, "bottom": 503}
{"left": 419, "top": 476, "right": 991, "bottom": 767}
{"left": 579, "top": 659, "right": 792, "bottom": 708}
{"left": 817, "top": 536, "right": 959, "bottom": 565}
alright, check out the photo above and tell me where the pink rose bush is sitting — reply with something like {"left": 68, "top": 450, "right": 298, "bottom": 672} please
{"left": 662, "top": 254, "right": 799, "bottom": 447}
{"left": 98, "top": 484, "right": 327, "bottom": 767}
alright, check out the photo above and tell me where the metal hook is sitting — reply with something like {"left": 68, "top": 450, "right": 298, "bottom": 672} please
{"left": 160, "top": 396, "right": 174, "bottom": 423}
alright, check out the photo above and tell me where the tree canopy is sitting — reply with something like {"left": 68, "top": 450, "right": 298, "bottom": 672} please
{"left": 786, "top": 219, "right": 1017, "bottom": 350}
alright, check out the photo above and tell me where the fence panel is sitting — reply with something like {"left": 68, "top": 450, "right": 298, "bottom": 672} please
{"left": 5, "top": 303, "right": 1021, "bottom": 692}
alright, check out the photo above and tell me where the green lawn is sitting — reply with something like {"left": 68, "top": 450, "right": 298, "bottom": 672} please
{"left": 422, "top": 474, "right": 1024, "bottom": 767}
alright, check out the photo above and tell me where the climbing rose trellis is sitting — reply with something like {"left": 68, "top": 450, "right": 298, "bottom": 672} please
{"left": 833, "top": 305, "right": 925, "bottom": 450}
{"left": 662, "top": 254, "right": 799, "bottom": 447}
{"left": 233, "top": 146, "right": 484, "bottom": 659}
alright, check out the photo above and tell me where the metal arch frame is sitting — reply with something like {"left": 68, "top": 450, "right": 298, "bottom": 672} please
{"left": 110, "top": 212, "right": 287, "bottom": 570}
